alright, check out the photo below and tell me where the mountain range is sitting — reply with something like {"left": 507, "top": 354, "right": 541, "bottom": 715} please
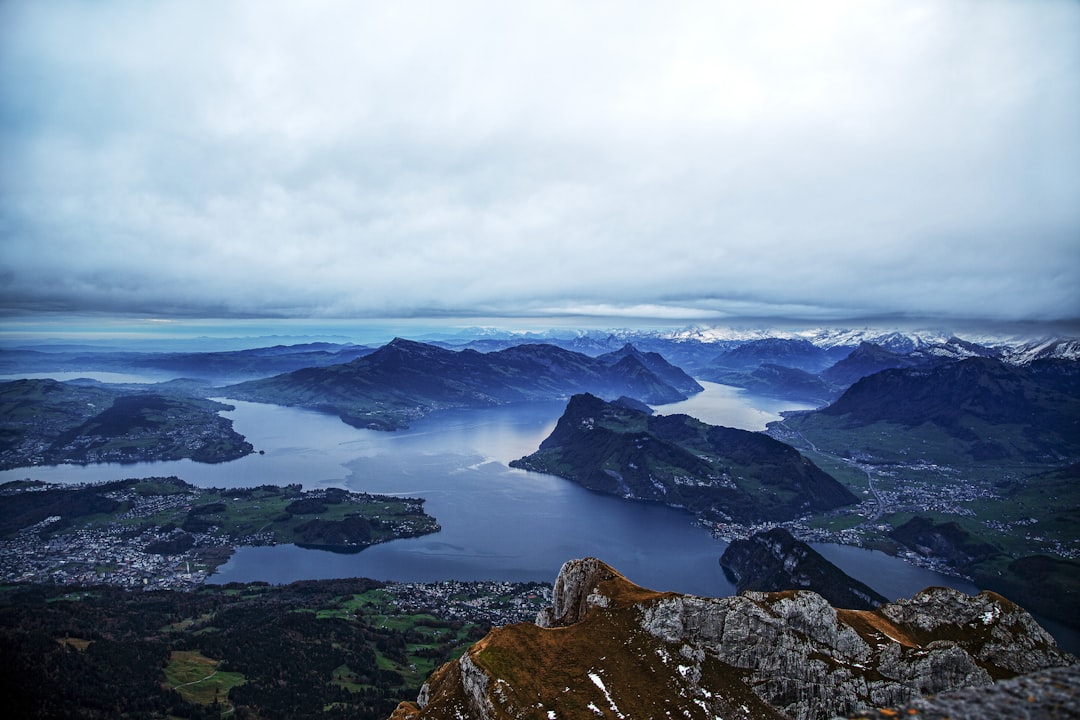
{"left": 510, "top": 393, "right": 855, "bottom": 524}
{"left": 223, "top": 339, "right": 702, "bottom": 430}
{"left": 413, "top": 328, "right": 1080, "bottom": 407}
{"left": 0, "top": 342, "right": 377, "bottom": 381}
{"left": 4, "top": 326, "right": 1076, "bottom": 402}
{"left": 691, "top": 334, "right": 1074, "bottom": 403}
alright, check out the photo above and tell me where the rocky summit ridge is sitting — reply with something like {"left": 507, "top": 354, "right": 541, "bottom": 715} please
{"left": 391, "top": 558, "right": 1076, "bottom": 720}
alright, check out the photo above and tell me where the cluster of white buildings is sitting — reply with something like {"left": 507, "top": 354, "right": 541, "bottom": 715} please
{"left": 386, "top": 579, "right": 553, "bottom": 625}
{"left": 1, "top": 523, "right": 208, "bottom": 591}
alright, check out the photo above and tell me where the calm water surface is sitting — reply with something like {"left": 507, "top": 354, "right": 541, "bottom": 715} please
{"left": 652, "top": 381, "right": 819, "bottom": 430}
{"left": 4, "top": 374, "right": 1075, "bottom": 652}
{"left": 0, "top": 381, "right": 980, "bottom": 601}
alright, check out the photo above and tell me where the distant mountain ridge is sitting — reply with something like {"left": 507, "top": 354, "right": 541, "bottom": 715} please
{"left": 224, "top": 339, "right": 701, "bottom": 430}
{"left": 819, "top": 340, "right": 924, "bottom": 387}
{"left": 0, "top": 343, "right": 377, "bottom": 380}
{"left": 434, "top": 330, "right": 1079, "bottom": 410}
{"left": 689, "top": 334, "right": 1067, "bottom": 402}
{"left": 706, "top": 338, "right": 846, "bottom": 373}
{"left": 5, "top": 327, "right": 1075, "bottom": 398}
{"left": 510, "top": 393, "right": 855, "bottom": 524}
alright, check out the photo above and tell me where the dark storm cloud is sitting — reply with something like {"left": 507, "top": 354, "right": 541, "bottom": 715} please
{"left": 1, "top": 0, "right": 1078, "bottom": 324}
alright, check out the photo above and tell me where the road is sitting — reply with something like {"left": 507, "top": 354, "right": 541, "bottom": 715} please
{"left": 774, "top": 419, "right": 885, "bottom": 524}
{"left": 172, "top": 670, "right": 219, "bottom": 690}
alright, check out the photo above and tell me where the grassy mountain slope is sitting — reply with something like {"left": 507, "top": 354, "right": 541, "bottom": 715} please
{"left": 511, "top": 393, "right": 855, "bottom": 523}
{"left": 0, "top": 379, "right": 252, "bottom": 468}
{"left": 809, "top": 357, "right": 1080, "bottom": 463}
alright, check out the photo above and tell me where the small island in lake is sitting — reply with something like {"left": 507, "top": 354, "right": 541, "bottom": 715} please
{"left": 0, "top": 477, "right": 440, "bottom": 589}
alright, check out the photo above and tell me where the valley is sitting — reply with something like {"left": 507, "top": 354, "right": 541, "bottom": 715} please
{"left": 1, "top": 326, "right": 1077, "bottom": 718}
{"left": 760, "top": 358, "right": 1080, "bottom": 629}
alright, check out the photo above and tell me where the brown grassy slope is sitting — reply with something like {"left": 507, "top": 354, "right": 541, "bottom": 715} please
{"left": 391, "top": 561, "right": 1074, "bottom": 720}
{"left": 391, "top": 567, "right": 786, "bottom": 720}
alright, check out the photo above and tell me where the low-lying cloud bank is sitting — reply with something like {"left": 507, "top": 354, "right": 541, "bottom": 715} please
{"left": 2, "top": 1, "right": 1078, "bottom": 324}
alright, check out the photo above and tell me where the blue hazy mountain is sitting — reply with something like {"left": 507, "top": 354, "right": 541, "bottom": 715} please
{"left": 223, "top": 339, "right": 701, "bottom": 430}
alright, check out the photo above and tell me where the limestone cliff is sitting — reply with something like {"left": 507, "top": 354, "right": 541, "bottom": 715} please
{"left": 391, "top": 558, "right": 1075, "bottom": 720}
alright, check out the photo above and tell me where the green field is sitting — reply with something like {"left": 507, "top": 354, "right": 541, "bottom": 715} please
{"left": 116, "top": 480, "right": 439, "bottom": 549}
{"left": 5, "top": 477, "right": 438, "bottom": 551}
{"left": 0, "top": 577, "right": 547, "bottom": 718}
{"left": 0, "top": 477, "right": 442, "bottom": 587}
{"left": 164, "top": 650, "right": 246, "bottom": 707}
{"left": 774, "top": 415, "right": 1080, "bottom": 547}
{"left": 770, "top": 414, "right": 1080, "bottom": 628}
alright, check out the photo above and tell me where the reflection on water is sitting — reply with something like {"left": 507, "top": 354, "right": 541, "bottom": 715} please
{"left": 212, "top": 402, "right": 739, "bottom": 597}
{"left": 811, "top": 543, "right": 979, "bottom": 601}
{"left": 652, "top": 381, "right": 818, "bottom": 430}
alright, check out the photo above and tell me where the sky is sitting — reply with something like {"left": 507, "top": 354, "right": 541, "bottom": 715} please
{"left": 1, "top": 0, "right": 1079, "bottom": 341}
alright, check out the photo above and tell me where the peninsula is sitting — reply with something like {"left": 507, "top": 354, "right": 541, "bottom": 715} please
{"left": 0, "top": 379, "right": 253, "bottom": 469}
{"left": 510, "top": 393, "right": 855, "bottom": 524}
{"left": 0, "top": 477, "right": 439, "bottom": 590}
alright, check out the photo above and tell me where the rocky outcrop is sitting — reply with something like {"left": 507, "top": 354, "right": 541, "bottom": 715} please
{"left": 720, "top": 528, "right": 888, "bottom": 610}
{"left": 535, "top": 556, "right": 620, "bottom": 628}
{"left": 637, "top": 589, "right": 1004, "bottom": 718}
{"left": 392, "top": 558, "right": 1075, "bottom": 720}
{"left": 857, "top": 662, "right": 1080, "bottom": 719}
{"left": 878, "top": 585, "right": 1064, "bottom": 677}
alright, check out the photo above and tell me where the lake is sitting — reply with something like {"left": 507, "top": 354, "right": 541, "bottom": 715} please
{"left": 0, "top": 379, "right": 975, "bottom": 600}
{"left": 4, "top": 373, "right": 1076, "bottom": 653}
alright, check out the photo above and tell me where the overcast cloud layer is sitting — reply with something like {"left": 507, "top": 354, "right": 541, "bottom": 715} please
{"left": 2, "top": 0, "right": 1078, "bottom": 326}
